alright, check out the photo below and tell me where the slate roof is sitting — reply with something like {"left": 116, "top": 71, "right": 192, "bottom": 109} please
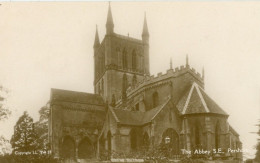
{"left": 50, "top": 88, "right": 105, "bottom": 105}
{"left": 177, "top": 82, "right": 228, "bottom": 116}
{"left": 109, "top": 97, "right": 171, "bottom": 126}
{"left": 111, "top": 109, "right": 144, "bottom": 125}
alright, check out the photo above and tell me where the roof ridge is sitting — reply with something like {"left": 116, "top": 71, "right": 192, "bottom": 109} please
{"left": 182, "top": 83, "right": 196, "bottom": 114}
{"left": 194, "top": 83, "right": 210, "bottom": 113}
{"left": 150, "top": 95, "right": 171, "bottom": 121}
{"left": 180, "top": 82, "right": 228, "bottom": 116}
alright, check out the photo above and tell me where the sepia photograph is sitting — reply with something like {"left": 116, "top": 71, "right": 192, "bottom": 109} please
{"left": 0, "top": 1, "right": 259, "bottom": 163}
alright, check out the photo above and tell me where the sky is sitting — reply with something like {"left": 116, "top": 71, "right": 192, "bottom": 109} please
{"left": 0, "top": 1, "right": 259, "bottom": 160}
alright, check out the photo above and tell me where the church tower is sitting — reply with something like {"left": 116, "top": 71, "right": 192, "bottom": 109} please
{"left": 93, "top": 4, "right": 150, "bottom": 104}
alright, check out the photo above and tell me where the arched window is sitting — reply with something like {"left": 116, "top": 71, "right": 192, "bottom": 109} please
{"left": 61, "top": 136, "right": 75, "bottom": 159}
{"left": 98, "top": 83, "right": 101, "bottom": 95}
{"left": 116, "top": 47, "right": 121, "bottom": 67}
{"left": 142, "top": 132, "right": 150, "bottom": 150}
{"left": 194, "top": 121, "right": 201, "bottom": 148}
{"left": 161, "top": 128, "right": 179, "bottom": 155}
{"left": 78, "top": 137, "right": 94, "bottom": 159}
{"left": 132, "top": 50, "right": 137, "bottom": 70}
{"left": 101, "top": 56, "right": 103, "bottom": 72}
{"left": 102, "top": 53, "right": 105, "bottom": 72}
{"left": 152, "top": 92, "right": 159, "bottom": 108}
{"left": 122, "top": 48, "right": 127, "bottom": 69}
{"left": 140, "top": 56, "right": 144, "bottom": 72}
{"left": 135, "top": 103, "right": 139, "bottom": 111}
{"left": 130, "top": 129, "right": 138, "bottom": 151}
{"left": 215, "top": 121, "right": 220, "bottom": 149}
{"left": 107, "top": 131, "right": 112, "bottom": 152}
{"left": 98, "top": 57, "right": 102, "bottom": 76}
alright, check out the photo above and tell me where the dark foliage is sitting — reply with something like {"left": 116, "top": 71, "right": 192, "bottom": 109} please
{"left": 10, "top": 111, "right": 37, "bottom": 153}
{"left": 254, "top": 119, "right": 260, "bottom": 162}
{"left": 0, "top": 154, "right": 58, "bottom": 163}
{"left": 34, "top": 106, "right": 50, "bottom": 151}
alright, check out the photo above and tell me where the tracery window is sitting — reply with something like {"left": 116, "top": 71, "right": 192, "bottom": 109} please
{"left": 122, "top": 48, "right": 127, "bottom": 69}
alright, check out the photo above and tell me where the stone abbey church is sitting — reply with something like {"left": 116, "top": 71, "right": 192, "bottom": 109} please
{"left": 48, "top": 4, "right": 242, "bottom": 162}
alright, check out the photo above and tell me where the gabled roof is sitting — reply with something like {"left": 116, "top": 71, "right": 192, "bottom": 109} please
{"left": 50, "top": 88, "right": 105, "bottom": 105}
{"left": 109, "top": 97, "right": 171, "bottom": 126}
{"left": 110, "top": 108, "right": 144, "bottom": 126}
{"left": 177, "top": 82, "right": 228, "bottom": 116}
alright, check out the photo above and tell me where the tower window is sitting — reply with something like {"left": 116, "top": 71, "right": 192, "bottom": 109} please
{"left": 116, "top": 48, "right": 121, "bottom": 67}
{"left": 99, "top": 57, "right": 102, "bottom": 76}
{"left": 132, "top": 50, "right": 137, "bottom": 70}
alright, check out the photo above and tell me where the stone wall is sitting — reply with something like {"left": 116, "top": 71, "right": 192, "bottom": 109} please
{"left": 50, "top": 102, "right": 105, "bottom": 159}
{"left": 152, "top": 101, "right": 181, "bottom": 148}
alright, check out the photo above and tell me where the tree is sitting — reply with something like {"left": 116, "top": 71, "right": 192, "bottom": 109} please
{"left": 0, "top": 136, "right": 11, "bottom": 155}
{"left": 10, "top": 111, "right": 37, "bottom": 152}
{"left": 0, "top": 85, "right": 11, "bottom": 121}
{"left": 0, "top": 85, "right": 12, "bottom": 156}
{"left": 34, "top": 106, "right": 49, "bottom": 151}
{"left": 254, "top": 119, "right": 260, "bottom": 162}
